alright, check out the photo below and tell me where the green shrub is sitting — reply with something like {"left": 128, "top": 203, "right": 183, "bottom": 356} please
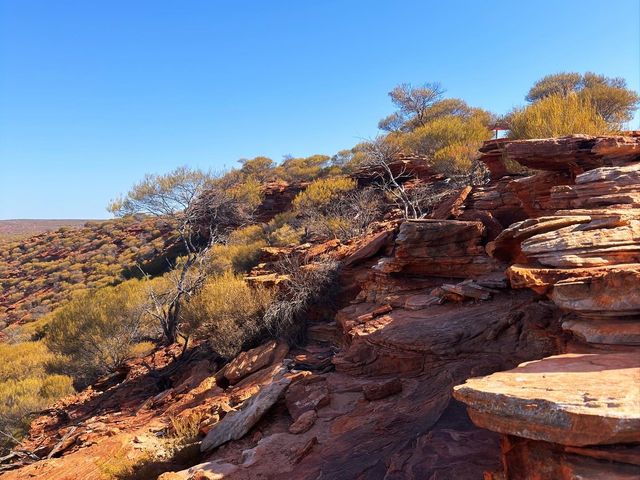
{"left": 182, "top": 272, "right": 274, "bottom": 357}
{"left": 0, "top": 341, "right": 74, "bottom": 454}
{"left": 509, "top": 93, "right": 610, "bottom": 139}
{"left": 292, "top": 176, "right": 356, "bottom": 212}
{"left": 45, "top": 279, "right": 156, "bottom": 386}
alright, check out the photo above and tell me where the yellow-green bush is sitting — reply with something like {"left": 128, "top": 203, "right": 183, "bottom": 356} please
{"left": 292, "top": 176, "right": 356, "bottom": 212}
{"left": 182, "top": 272, "right": 274, "bottom": 357}
{"left": 45, "top": 279, "right": 156, "bottom": 385}
{"left": 509, "top": 93, "right": 610, "bottom": 139}
{"left": 0, "top": 341, "right": 74, "bottom": 454}
{"left": 208, "top": 225, "right": 267, "bottom": 274}
{"left": 401, "top": 113, "right": 492, "bottom": 175}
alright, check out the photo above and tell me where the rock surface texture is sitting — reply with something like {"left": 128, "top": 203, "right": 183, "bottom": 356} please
{"left": 456, "top": 134, "right": 640, "bottom": 479}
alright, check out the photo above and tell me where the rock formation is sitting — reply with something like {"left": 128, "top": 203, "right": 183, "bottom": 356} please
{"left": 455, "top": 133, "right": 640, "bottom": 479}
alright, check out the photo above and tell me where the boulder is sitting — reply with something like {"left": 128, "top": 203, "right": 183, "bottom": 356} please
{"left": 288, "top": 410, "right": 317, "bottom": 434}
{"left": 377, "top": 219, "right": 502, "bottom": 278}
{"left": 201, "top": 368, "right": 291, "bottom": 452}
{"left": 454, "top": 353, "right": 640, "bottom": 446}
{"left": 218, "top": 340, "right": 289, "bottom": 385}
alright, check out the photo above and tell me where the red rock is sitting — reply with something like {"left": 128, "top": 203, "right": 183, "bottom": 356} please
{"left": 454, "top": 353, "right": 640, "bottom": 446}
{"left": 499, "top": 135, "right": 640, "bottom": 172}
{"left": 362, "top": 378, "right": 402, "bottom": 400}
{"left": 219, "top": 340, "right": 289, "bottom": 385}
{"left": 430, "top": 186, "right": 472, "bottom": 219}
{"left": 288, "top": 410, "right": 318, "bottom": 434}
{"left": 378, "top": 219, "right": 503, "bottom": 278}
{"left": 562, "top": 317, "right": 640, "bottom": 346}
{"left": 551, "top": 268, "right": 640, "bottom": 318}
{"left": 491, "top": 435, "right": 640, "bottom": 480}
{"left": 285, "top": 376, "right": 330, "bottom": 421}
{"left": 201, "top": 367, "right": 291, "bottom": 452}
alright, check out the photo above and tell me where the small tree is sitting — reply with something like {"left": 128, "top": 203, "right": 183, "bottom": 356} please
{"left": 509, "top": 93, "right": 610, "bottom": 139}
{"left": 525, "top": 72, "right": 639, "bottom": 129}
{"left": 108, "top": 166, "right": 260, "bottom": 344}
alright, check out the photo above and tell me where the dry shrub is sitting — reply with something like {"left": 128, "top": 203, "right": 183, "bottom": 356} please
{"left": 181, "top": 272, "right": 274, "bottom": 358}
{"left": 45, "top": 279, "right": 156, "bottom": 386}
{"left": 0, "top": 341, "right": 74, "bottom": 454}
{"left": 263, "top": 256, "right": 340, "bottom": 345}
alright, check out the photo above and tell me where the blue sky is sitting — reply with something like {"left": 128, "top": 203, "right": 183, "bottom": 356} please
{"left": 1, "top": 0, "right": 638, "bottom": 219}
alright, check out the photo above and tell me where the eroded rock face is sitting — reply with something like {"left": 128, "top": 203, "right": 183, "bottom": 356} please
{"left": 492, "top": 435, "right": 640, "bottom": 480}
{"left": 454, "top": 353, "right": 640, "bottom": 446}
{"left": 376, "top": 219, "right": 503, "bottom": 278}
{"left": 497, "top": 135, "right": 640, "bottom": 172}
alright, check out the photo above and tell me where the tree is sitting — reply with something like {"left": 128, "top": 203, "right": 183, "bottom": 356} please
{"left": 45, "top": 280, "right": 153, "bottom": 385}
{"left": 109, "top": 166, "right": 260, "bottom": 345}
{"left": 238, "top": 156, "right": 276, "bottom": 182}
{"left": 525, "top": 72, "right": 639, "bottom": 128}
{"left": 509, "top": 93, "right": 610, "bottom": 139}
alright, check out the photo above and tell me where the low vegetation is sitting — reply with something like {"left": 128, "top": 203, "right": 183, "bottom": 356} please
{"left": 0, "top": 70, "right": 637, "bottom": 460}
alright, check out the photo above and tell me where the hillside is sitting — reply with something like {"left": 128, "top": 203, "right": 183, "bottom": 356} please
{"left": 0, "top": 217, "right": 178, "bottom": 329}
{"left": 1, "top": 134, "right": 638, "bottom": 479}
{"left": 0, "top": 220, "right": 92, "bottom": 241}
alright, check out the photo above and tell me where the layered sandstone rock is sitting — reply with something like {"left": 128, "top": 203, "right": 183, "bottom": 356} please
{"left": 454, "top": 353, "right": 640, "bottom": 446}
{"left": 457, "top": 136, "right": 640, "bottom": 479}
{"left": 374, "top": 219, "right": 502, "bottom": 278}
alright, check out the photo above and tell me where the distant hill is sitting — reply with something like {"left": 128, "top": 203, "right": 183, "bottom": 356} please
{"left": 0, "top": 219, "right": 94, "bottom": 241}
{"left": 0, "top": 217, "right": 179, "bottom": 328}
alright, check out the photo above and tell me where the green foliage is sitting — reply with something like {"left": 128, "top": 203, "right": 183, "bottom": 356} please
{"left": 400, "top": 111, "right": 493, "bottom": 175}
{"left": 45, "top": 279, "right": 156, "bottom": 385}
{"left": 525, "top": 72, "right": 639, "bottom": 128}
{"left": 208, "top": 225, "right": 268, "bottom": 274}
{"left": 0, "top": 216, "right": 176, "bottom": 327}
{"left": 291, "top": 176, "right": 378, "bottom": 241}
{"left": 238, "top": 156, "right": 276, "bottom": 182}
{"left": 108, "top": 166, "right": 212, "bottom": 217}
{"left": 182, "top": 272, "right": 274, "bottom": 357}
{"left": 0, "top": 341, "right": 74, "bottom": 454}
{"left": 292, "top": 176, "right": 357, "bottom": 212}
{"left": 509, "top": 93, "right": 610, "bottom": 139}
{"left": 273, "top": 154, "right": 332, "bottom": 183}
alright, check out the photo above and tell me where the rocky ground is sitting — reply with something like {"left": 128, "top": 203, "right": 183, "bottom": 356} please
{"left": 1, "top": 133, "right": 638, "bottom": 479}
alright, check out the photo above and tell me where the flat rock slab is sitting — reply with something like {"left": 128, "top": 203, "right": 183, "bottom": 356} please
{"left": 562, "top": 317, "right": 640, "bottom": 346}
{"left": 453, "top": 353, "right": 640, "bottom": 446}
{"left": 201, "top": 368, "right": 291, "bottom": 452}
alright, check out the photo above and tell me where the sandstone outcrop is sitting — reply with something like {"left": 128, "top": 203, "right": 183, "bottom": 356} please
{"left": 456, "top": 135, "right": 640, "bottom": 479}
{"left": 454, "top": 353, "right": 640, "bottom": 446}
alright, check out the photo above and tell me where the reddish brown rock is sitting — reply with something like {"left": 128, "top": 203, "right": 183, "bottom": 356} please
{"left": 362, "top": 378, "right": 402, "bottom": 401}
{"left": 285, "top": 376, "right": 330, "bottom": 421}
{"left": 288, "top": 410, "right": 318, "bottom": 434}
{"left": 201, "top": 367, "right": 291, "bottom": 452}
{"left": 491, "top": 435, "right": 640, "bottom": 480}
{"left": 377, "top": 219, "right": 502, "bottom": 278}
{"left": 218, "top": 340, "right": 289, "bottom": 385}
{"left": 551, "top": 268, "right": 640, "bottom": 318}
{"left": 430, "top": 185, "right": 472, "bottom": 219}
{"left": 562, "top": 317, "right": 640, "bottom": 346}
{"left": 500, "top": 135, "right": 640, "bottom": 172}
{"left": 454, "top": 353, "right": 640, "bottom": 446}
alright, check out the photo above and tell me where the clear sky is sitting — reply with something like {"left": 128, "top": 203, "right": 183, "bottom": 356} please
{"left": 1, "top": 0, "right": 638, "bottom": 219}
